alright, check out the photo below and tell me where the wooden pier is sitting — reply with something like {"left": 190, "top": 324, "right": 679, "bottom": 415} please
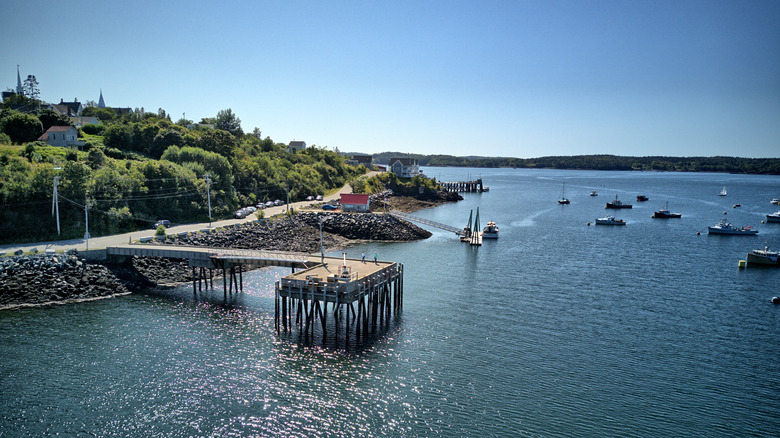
{"left": 441, "top": 178, "right": 486, "bottom": 193}
{"left": 275, "top": 255, "right": 403, "bottom": 340}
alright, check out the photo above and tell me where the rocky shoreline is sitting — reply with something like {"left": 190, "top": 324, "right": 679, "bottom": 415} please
{"left": 0, "top": 211, "right": 434, "bottom": 310}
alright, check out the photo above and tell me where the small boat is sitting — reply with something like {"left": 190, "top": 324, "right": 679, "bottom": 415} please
{"left": 481, "top": 186, "right": 490, "bottom": 192}
{"left": 589, "top": 191, "right": 598, "bottom": 197}
{"left": 558, "top": 182, "right": 570, "bottom": 204}
{"left": 595, "top": 215, "right": 626, "bottom": 225}
{"left": 771, "top": 198, "right": 779, "bottom": 205}
{"left": 652, "top": 202, "right": 681, "bottom": 218}
{"left": 718, "top": 186, "right": 727, "bottom": 196}
{"left": 707, "top": 218, "right": 758, "bottom": 235}
{"left": 636, "top": 195, "right": 649, "bottom": 202}
{"left": 482, "top": 221, "right": 499, "bottom": 239}
{"left": 733, "top": 204, "right": 741, "bottom": 208}
{"left": 746, "top": 246, "right": 780, "bottom": 266}
{"left": 605, "top": 195, "right": 632, "bottom": 209}
{"left": 766, "top": 211, "right": 780, "bottom": 223}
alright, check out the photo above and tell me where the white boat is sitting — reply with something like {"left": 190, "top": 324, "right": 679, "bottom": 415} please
{"left": 766, "top": 211, "right": 780, "bottom": 223}
{"left": 558, "top": 183, "right": 570, "bottom": 204}
{"left": 746, "top": 246, "right": 780, "bottom": 266}
{"left": 595, "top": 215, "right": 626, "bottom": 225}
{"left": 707, "top": 218, "right": 757, "bottom": 235}
{"left": 482, "top": 221, "right": 499, "bottom": 239}
{"left": 589, "top": 191, "right": 598, "bottom": 197}
{"left": 718, "top": 186, "right": 727, "bottom": 196}
{"left": 771, "top": 198, "right": 779, "bottom": 205}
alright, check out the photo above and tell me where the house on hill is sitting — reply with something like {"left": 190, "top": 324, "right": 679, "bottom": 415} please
{"left": 55, "top": 98, "right": 83, "bottom": 116}
{"left": 340, "top": 193, "right": 370, "bottom": 212}
{"left": 347, "top": 155, "right": 372, "bottom": 167}
{"left": 289, "top": 141, "right": 306, "bottom": 153}
{"left": 38, "top": 126, "right": 85, "bottom": 148}
{"left": 388, "top": 157, "right": 419, "bottom": 178}
{"left": 69, "top": 116, "right": 100, "bottom": 128}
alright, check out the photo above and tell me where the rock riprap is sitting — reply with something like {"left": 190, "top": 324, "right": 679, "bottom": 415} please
{"left": 0, "top": 254, "right": 129, "bottom": 308}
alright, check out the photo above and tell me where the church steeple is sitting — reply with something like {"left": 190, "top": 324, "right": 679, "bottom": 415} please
{"left": 98, "top": 89, "right": 106, "bottom": 108}
{"left": 16, "top": 65, "right": 23, "bottom": 95}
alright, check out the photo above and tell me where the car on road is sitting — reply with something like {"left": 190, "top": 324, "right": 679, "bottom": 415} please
{"left": 322, "top": 204, "right": 338, "bottom": 211}
{"left": 264, "top": 201, "right": 274, "bottom": 208}
{"left": 316, "top": 195, "right": 323, "bottom": 201}
{"left": 154, "top": 220, "right": 171, "bottom": 228}
{"left": 306, "top": 195, "right": 314, "bottom": 201}
{"left": 274, "top": 199, "right": 284, "bottom": 206}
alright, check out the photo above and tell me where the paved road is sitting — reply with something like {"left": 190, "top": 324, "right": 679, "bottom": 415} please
{"left": 0, "top": 172, "right": 379, "bottom": 254}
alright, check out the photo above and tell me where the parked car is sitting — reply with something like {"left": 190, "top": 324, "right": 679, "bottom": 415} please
{"left": 316, "top": 195, "right": 323, "bottom": 201}
{"left": 235, "top": 209, "right": 247, "bottom": 219}
{"left": 154, "top": 220, "right": 171, "bottom": 228}
{"left": 274, "top": 199, "right": 284, "bottom": 206}
{"left": 322, "top": 204, "right": 338, "bottom": 211}
{"left": 265, "top": 201, "right": 274, "bottom": 208}
{"left": 306, "top": 195, "right": 314, "bottom": 201}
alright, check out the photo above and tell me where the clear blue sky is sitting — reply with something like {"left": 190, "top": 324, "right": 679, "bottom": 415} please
{"left": 3, "top": 0, "right": 779, "bottom": 158}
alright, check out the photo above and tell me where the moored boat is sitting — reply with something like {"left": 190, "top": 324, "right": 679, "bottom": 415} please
{"left": 605, "top": 195, "right": 632, "bottom": 209}
{"left": 652, "top": 202, "right": 681, "bottom": 218}
{"left": 766, "top": 211, "right": 780, "bottom": 223}
{"left": 719, "top": 186, "right": 727, "bottom": 196}
{"left": 589, "top": 191, "right": 598, "bottom": 197}
{"left": 558, "top": 182, "right": 570, "bottom": 204}
{"left": 636, "top": 195, "right": 649, "bottom": 202}
{"left": 482, "top": 221, "right": 499, "bottom": 238}
{"left": 707, "top": 218, "right": 758, "bottom": 235}
{"left": 771, "top": 198, "right": 779, "bottom": 205}
{"left": 746, "top": 246, "right": 780, "bottom": 266}
{"left": 595, "top": 215, "right": 626, "bottom": 225}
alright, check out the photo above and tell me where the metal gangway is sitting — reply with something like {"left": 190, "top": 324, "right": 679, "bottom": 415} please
{"left": 389, "top": 210, "right": 465, "bottom": 236}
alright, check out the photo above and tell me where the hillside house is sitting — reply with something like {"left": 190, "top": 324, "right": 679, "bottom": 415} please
{"left": 38, "top": 126, "right": 85, "bottom": 148}
{"left": 388, "top": 157, "right": 419, "bottom": 178}
{"left": 347, "top": 155, "right": 372, "bottom": 167}
{"left": 289, "top": 141, "right": 306, "bottom": 153}
{"left": 340, "top": 193, "right": 370, "bottom": 212}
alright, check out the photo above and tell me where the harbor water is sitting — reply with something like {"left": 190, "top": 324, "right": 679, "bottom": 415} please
{"left": 2, "top": 168, "right": 779, "bottom": 437}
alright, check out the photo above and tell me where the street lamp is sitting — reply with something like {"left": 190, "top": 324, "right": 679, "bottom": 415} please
{"left": 52, "top": 168, "right": 61, "bottom": 235}
{"left": 204, "top": 174, "right": 212, "bottom": 227}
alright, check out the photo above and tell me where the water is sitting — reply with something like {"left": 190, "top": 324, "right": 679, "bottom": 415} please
{"left": 2, "top": 168, "right": 779, "bottom": 437}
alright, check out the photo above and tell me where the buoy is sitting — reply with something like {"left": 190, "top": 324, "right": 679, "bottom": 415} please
{"left": 761, "top": 220, "right": 765, "bottom": 224}
{"left": 587, "top": 222, "right": 591, "bottom": 226}
{"left": 772, "top": 297, "right": 780, "bottom": 304}
{"left": 738, "top": 260, "right": 746, "bottom": 268}
{"left": 723, "top": 211, "right": 727, "bottom": 215}
{"left": 696, "top": 231, "right": 700, "bottom": 235}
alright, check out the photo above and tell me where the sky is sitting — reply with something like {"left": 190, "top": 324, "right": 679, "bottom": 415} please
{"left": 2, "top": 0, "right": 779, "bottom": 158}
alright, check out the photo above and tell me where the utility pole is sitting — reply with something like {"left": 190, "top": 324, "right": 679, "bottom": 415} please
{"left": 286, "top": 179, "right": 290, "bottom": 213}
{"left": 319, "top": 218, "right": 324, "bottom": 265}
{"left": 52, "top": 173, "right": 61, "bottom": 235}
{"left": 204, "top": 174, "right": 212, "bottom": 227}
{"left": 84, "top": 199, "right": 91, "bottom": 250}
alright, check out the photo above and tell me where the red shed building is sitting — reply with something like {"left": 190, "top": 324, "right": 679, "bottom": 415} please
{"left": 340, "top": 193, "right": 370, "bottom": 212}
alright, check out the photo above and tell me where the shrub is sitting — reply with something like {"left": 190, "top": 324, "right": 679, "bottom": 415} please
{"left": 155, "top": 225, "right": 166, "bottom": 236}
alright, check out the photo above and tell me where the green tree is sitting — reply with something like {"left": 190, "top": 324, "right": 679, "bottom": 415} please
{"left": 82, "top": 106, "right": 117, "bottom": 122}
{"left": 23, "top": 75, "right": 40, "bottom": 100}
{"left": 151, "top": 128, "right": 184, "bottom": 158}
{"left": 36, "top": 108, "right": 72, "bottom": 131}
{"left": 198, "top": 129, "right": 237, "bottom": 157}
{"left": 2, "top": 112, "right": 43, "bottom": 143}
{"left": 103, "top": 124, "right": 132, "bottom": 150}
{"left": 215, "top": 108, "right": 243, "bottom": 137}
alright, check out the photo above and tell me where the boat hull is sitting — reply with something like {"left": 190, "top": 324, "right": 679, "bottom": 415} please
{"left": 605, "top": 203, "right": 632, "bottom": 209}
{"left": 652, "top": 211, "right": 681, "bottom": 218}
{"left": 482, "top": 232, "right": 499, "bottom": 239}
{"left": 707, "top": 227, "right": 758, "bottom": 235}
{"left": 747, "top": 251, "right": 780, "bottom": 266}
{"left": 767, "top": 215, "right": 780, "bottom": 223}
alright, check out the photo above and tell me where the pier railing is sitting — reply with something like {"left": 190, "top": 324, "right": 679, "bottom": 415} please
{"left": 389, "top": 211, "right": 465, "bottom": 236}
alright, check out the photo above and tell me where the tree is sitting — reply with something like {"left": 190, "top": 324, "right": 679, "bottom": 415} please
{"left": 2, "top": 112, "right": 43, "bottom": 143}
{"left": 198, "top": 129, "right": 237, "bottom": 157}
{"left": 83, "top": 106, "right": 116, "bottom": 122}
{"left": 23, "top": 75, "right": 40, "bottom": 101}
{"left": 215, "top": 108, "right": 243, "bottom": 137}
{"left": 36, "top": 108, "right": 72, "bottom": 131}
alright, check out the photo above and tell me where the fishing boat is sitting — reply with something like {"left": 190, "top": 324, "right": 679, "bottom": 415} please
{"left": 589, "top": 191, "right": 598, "bottom": 197}
{"left": 605, "top": 195, "right": 632, "bottom": 209}
{"left": 718, "top": 186, "right": 727, "bottom": 196}
{"left": 636, "top": 195, "right": 649, "bottom": 202}
{"left": 707, "top": 218, "right": 758, "bottom": 235}
{"left": 482, "top": 221, "right": 499, "bottom": 239}
{"left": 771, "top": 198, "right": 779, "bottom": 205}
{"left": 766, "top": 211, "right": 780, "bottom": 223}
{"left": 652, "top": 202, "right": 681, "bottom": 218}
{"left": 746, "top": 246, "right": 780, "bottom": 266}
{"left": 595, "top": 215, "right": 626, "bottom": 225}
{"left": 558, "top": 183, "right": 570, "bottom": 204}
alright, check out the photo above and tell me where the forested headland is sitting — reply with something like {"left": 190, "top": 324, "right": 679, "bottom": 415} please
{"left": 369, "top": 152, "right": 780, "bottom": 174}
{"left": 0, "top": 100, "right": 366, "bottom": 244}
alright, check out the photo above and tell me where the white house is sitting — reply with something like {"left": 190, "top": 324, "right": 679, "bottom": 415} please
{"left": 289, "top": 141, "right": 306, "bottom": 152}
{"left": 340, "top": 193, "right": 370, "bottom": 212}
{"left": 388, "top": 157, "right": 419, "bottom": 178}
{"left": 38, "top": 126, "right": 85, "bottom": 148}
